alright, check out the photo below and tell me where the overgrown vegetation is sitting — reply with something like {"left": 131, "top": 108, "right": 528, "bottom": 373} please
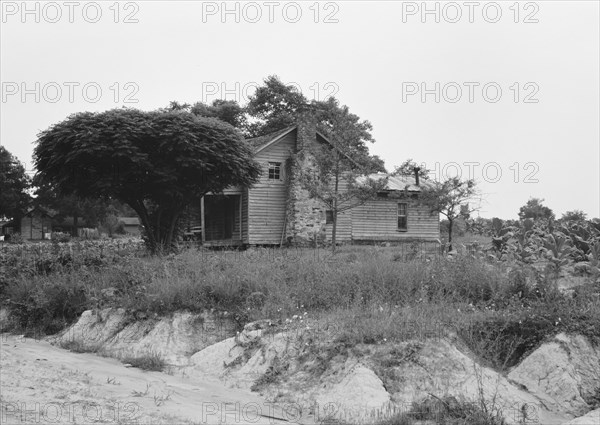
{"left": 2, "top": 229, "right": 599, "bottom": 371}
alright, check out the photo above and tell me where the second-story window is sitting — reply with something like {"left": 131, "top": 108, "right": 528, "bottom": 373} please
{"left": 268, "top": 162, "right": 281, "bottom": 180}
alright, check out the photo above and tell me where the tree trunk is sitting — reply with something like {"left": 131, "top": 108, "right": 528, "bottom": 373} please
{"left": 128, "top": 200, "right": 157, "bottom": 254}
{"left": 331, "top": 152, "right": 340, "bottom": 253}
{"left": 155, "top": 208, "right": 163, "bottom": 245}
{"left": 164, "top": 210, "right": 182, "bottom": 250}
{"left": 331, "top": 203, "right": 338, "bottom": 253}
{"left": 72, "top": 215, "right": 78, "bottom": 237}
{"left": 448, "top": 219, "right": 454, "bottom": 253}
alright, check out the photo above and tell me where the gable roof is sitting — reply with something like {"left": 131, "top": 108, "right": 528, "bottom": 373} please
{"left": 358, "top": 173, "right": 436, "bottom": 192}
{"left": 24, "top": 205, "right": 56, "bottom": 217}
{"left": 119, "top": 217, "right": 140, "bottom": 226}
{"left": 246, "top": 124, "right": 360, "bottom": 168}
{"left": 314, "top": 130, "right": 361, "bottom": 169}
{"left": 246, "top": 126, "right": 297, "bottom": 152}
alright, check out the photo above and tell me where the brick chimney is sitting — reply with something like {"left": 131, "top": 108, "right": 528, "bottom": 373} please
{"left": 414, "top": 167, "right": 420, "bottom": 186}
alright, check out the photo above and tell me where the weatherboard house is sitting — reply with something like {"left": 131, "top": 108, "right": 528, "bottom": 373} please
{"left": 182, "top": 124, "right": 440, "bottom": 246}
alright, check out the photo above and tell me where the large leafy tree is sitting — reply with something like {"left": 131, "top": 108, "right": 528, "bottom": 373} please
{"left": 311, "top": 97, "right": 385, "bottom": 173}
{"left": 34, "top": 108, "right": 261, "bottom": 252}
{"left": 245, "top": 75, "right": 309, "bottom": 137}
{"left": 245, "top": 76, "right": 386, "bottom": 173}
{"left": 518, "top": 198, "right": 555, "bottom": 221}
{"left": 0, "top": 146, "right": 31, "bottom": 221}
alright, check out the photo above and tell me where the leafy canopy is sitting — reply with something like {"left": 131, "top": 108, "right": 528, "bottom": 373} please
{"left": 246, "top": 75, "right": 386, "bottom": 173}
{"left": 0, "top": 146, "right": 31, "bottom": 221}
{"left": 560, "top": 210, "right": 587, "bottom": 222}
{"left": 33, "top": 108, "right": 261, "bottom": 251}
{"left": 167, "top": 100, "right": 247, "bottom": 129}
{"left": 518, "top": 198, "right": 555, "bottom": 221}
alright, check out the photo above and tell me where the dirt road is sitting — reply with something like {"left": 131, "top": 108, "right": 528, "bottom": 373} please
{"left": 0, "top": 334, "right": 303, "bottom": 424}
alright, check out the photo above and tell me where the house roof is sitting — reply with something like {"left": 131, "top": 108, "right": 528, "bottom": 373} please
{"left": 24, "top": 205, "right": 56, "bottom": 217}
{"left": 246, "top": 126, "right": 297, "bottom": 151}
{"left": 119, "top": 217, "right": 140, "bottom": 226}
{"left": 246, "top": 124, "right": 360, "bottom": 168}
{"left": 358, "top": 173, "right": 436, "bottom": 192}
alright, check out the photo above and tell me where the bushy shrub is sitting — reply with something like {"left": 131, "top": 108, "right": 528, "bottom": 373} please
{"left": 79, "top": 228, "right": 101, "bottom": 240}
{"left": 4, "top": 273, "right": 89, "bottom": 334}
{"left": 7, "top": 233, "right": 23, "bottom": 244}
{"left": 51, "top": 232, "right": 71, "bottom": 243}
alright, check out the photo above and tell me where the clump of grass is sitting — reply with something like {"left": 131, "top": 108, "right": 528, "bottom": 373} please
{"left": 58, "top": 339, "right": 101, "bottom": 354}
{"left": 584, "top": 386, "right": 600, "bottom": 408}
{"left": 122, "top": 352, "right": 165, "bottom": 372}
{"left": 250, "top": 356, "right": 287, "bottom": 392}
{"left": 364, "top": 396, "right": 505, "bottom": 425}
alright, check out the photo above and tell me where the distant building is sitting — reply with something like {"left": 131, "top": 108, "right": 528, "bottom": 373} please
{"left": 19, "top": 206, "right": 54, "bottom": 240}
{"left": 118, "top": 217, "right": 141, "bottom": 236}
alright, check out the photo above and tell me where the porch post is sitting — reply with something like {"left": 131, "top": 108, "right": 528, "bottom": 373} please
{"left": 200, "top": 196, "right": 206, "bottom": 243}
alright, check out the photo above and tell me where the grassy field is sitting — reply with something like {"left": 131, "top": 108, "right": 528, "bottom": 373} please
{"left": 2, "top": 239, "right": 599, "bottom": 373}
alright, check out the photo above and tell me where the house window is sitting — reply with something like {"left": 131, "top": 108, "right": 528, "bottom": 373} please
{"left": 398, "top": 203, "right": 408, "bottom": 231}
{"left": 325, "top": 210, "right": 334, "bottom": 224}
{"left": 268, "top": 162, "right": 281, "bottom": 180}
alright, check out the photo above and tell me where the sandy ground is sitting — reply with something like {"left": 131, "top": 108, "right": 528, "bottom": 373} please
{"left": 0, "top": 334, "right": 307, "bottom": 425}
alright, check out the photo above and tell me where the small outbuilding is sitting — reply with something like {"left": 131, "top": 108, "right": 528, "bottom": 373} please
{"left": 118, "top": 217, "right": 141, "bottom": 235}
{"left": 20, "top": 206, "right": 54, "bottom": 240}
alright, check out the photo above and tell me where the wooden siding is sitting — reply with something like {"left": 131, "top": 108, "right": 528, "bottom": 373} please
{"left": 352, "top": 199, "right": 440, "bottom": 241}
{"left": 248, "top": 130, "right": 296, "bottom": 244}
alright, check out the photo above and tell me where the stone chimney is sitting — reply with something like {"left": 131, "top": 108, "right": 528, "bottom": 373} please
{"left": 284, "top": 116, "right": 324, "bottom": 246}
{"left": 414, "top": 167, "right": 420, "bottom": 186}
{"left": 296, "top": 115, "right": 317, "bottom": 152}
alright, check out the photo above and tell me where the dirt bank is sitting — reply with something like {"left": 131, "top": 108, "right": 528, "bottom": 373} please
{"left": 0, "top": 334, "right": 303, "bottom": 424}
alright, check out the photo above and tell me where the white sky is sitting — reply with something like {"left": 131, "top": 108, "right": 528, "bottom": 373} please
{"left": 1, "top": 0, "right": 599, "bottom": 219}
